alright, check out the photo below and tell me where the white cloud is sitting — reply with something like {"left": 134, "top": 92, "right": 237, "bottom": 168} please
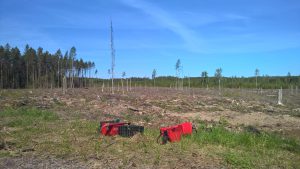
{"left": 120, "top": 0, "right": 205, "bottom": 53}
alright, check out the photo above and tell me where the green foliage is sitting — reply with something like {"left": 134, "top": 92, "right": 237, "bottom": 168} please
{"left": 0, "top": 43, "right": 95, "bottom": 89}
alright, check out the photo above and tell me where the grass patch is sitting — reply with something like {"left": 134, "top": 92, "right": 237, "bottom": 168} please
{"left": 0, "top": 108, "right": 59, "bottom": 156}
{"left": 0, "top": 108, "right": 58, "bottom": 128}
{"left": 187, "top": 124, "right": 300, "bottom": 168}
{"left": 224, "top": 150, "right": 253, "bottom": 169}
{"left": 1, "top": 108, "right": 299, "bottom": 168}
{"left": 192, "top": 125, "right": 300, "bottom": 153}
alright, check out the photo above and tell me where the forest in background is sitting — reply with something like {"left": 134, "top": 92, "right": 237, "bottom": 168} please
{"left": 0, "top": 43, "right": 299, "bottom": 90}
{"left": 0, "top": 43, "right": 95, "bottom": 89}
{"left": 118, "top": 75, "right": 299, "bottom": 89}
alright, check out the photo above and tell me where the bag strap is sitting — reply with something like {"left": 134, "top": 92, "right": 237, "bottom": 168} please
{"left": 192, "top": 125, "right": 198, "bottom": 133}
{"left": 156, "top": 131, "right": 168, "bottom": 144}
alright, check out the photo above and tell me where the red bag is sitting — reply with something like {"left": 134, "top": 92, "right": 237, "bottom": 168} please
{"left": 180, "top": 122, "right": 193, "bottom": 135}
{"left": 100, "top": 122, "right": 129, "bottom": 136}
{"left": 166, "top": 125, "right": 183, "bottom": 142}
{"left": 157, "top": 122, "right": 195, "bottom": 144}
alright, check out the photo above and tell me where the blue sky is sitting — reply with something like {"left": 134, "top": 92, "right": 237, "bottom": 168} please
{"left": 1, "top": 0, "right": 299, "bottom": 78}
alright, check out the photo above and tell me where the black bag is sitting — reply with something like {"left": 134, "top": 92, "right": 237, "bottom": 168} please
{"left": 118, "top": 125, "right": 144, "bottom": 137}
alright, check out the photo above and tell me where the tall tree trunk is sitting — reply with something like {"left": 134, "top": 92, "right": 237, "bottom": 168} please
{"left": 102, "top": 81, "right": 104, "bottom": 92}
{"left": 110, "top": 21, "right": 115, "bottom": 94}
{"left": 0, "top": 63, "right": 3, "bottom": 88}
{"left": 52, "top": 71, "right": 55, "bottom": 89}
{"left": 153, "top": 78, "right": 155, "bottom": 88}
{"left": 11, "top": 65, "right": 14, "bottom": 88}
{"left": 176, "top": 70, "right": 178, "bottom": 90}
{"left": 63, "top": 76, "right": 67, "bottom": 94}
{"left": 32, "top": 66, "right": 35, "bottom": 89}
{"left": 188, "top": 77, "right": 190, "bottom": 91}
{"left": 130, "top": 78, "right": 132, "bottom": 91}
{"left": 71, "top": 60, "right": 74, "bottom": 89}
{"left": 35, "top": 69, "right": 37, "bottom": 89}
{"left": 218, "top": 78, "right": 221, "bottom": 94}
{"left": 45, "top": 68, "right": 48, "bottom": 88}
{"left": 121, "top": 78, "right": 124, "bottom": 95}
{"left": 181, "top": 78, "right": 184, "bottom": 90}
{"left": 256, "top": 76, "right": 258, "bottom": 90}
{"left": 57, "top": 60, "right": 60, "bottom": 88}
{"left": 81, "top": 69, "right": 84, "bottom": 88}
{"left": 89, "top": 69, "right": 91, "bottom": 88}
{"left": 68, "top": 69, "right": 71, "bottom": 88}
{"left": 26, "top": 62, "right": 29, "bottom": 88}
{"left": 38, "top": 61, "right": 41, "bottom": 88}
{"left": 126, "top": 78, "right": 128, "bottom": 92}
{"left": 84, "top": 70, "right": 87, "bottom": 88}
{"left": 278, "top": 88, "right": 283, "bottom": 105}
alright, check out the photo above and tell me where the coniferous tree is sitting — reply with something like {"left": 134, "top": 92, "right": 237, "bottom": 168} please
{"left": 0, "top": 43, "right": 94, "bottom": 89}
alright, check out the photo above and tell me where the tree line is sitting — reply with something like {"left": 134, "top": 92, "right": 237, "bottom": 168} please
{"left": 147, "top": 59, "right": 299, "bottom": 89}
{"left": 97, "top": 75, "right": 298, "bottom": 89}
{"left": 98, "top": 58, "right": 299, "bottom": 90}
{"left": 150, "top": 75, "right": 299, "bottom": 89}
{"left": 94, "top": 73, "right": 299, "bottom": 90}
{"left": 0, "top": 43, "right": 95, "bottom": 89}
{"left": 1, "top": 43, "right": 299, "bottom": 90}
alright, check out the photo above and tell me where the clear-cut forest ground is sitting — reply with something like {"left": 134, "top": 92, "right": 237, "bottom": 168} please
{"left": 1, "top": 87, "right": 300, "bottom": 168}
